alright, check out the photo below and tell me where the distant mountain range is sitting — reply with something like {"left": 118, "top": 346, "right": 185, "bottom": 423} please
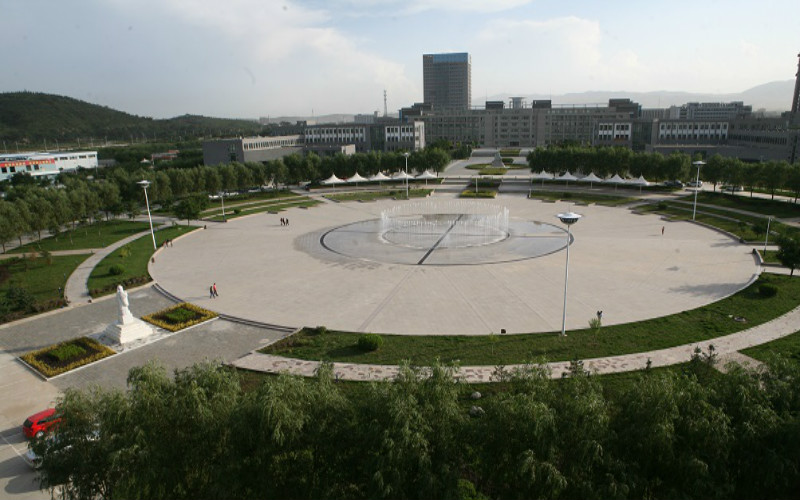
{"left": 0, "top": 92, "right": 267, "bottom": 144}
{"left": 478, "top": 80, "right": 796, "bottom": 112}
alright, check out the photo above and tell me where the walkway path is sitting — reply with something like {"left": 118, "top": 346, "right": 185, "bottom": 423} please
{"left": 232, "top": 293, "right": 800, "bottom": 382}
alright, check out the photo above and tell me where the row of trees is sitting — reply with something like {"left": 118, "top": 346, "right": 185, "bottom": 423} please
{"left": 527, "top": 147, "right": 800, "bottom": 199}
{"left": 35, "top": 357, "right": 800, "bottom": 500}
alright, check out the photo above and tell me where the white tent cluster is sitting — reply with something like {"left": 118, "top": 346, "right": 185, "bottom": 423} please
{"left": 529, "top": 171, "right": 650, "bottom": 187}
{"left": 321, "top": 170, "right": 439, "bottom": 186}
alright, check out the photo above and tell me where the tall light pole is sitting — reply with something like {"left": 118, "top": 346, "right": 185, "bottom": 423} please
{"left": 220, "top": 190, "right": 226, "bottom": 222}
{"left": 403, "top": 152, "right": 410, "bottom": 200}
{"left": 764, "top": 216, "right": 773, "bottom": 255}
{"left": 137, "top": 180, "right": 157, "bottom": 250}
{"left": 692, "top": 160, "right": 705, "bottom": 221}
{"left": 557, "top": 211, "right": 582, "bottom": 337}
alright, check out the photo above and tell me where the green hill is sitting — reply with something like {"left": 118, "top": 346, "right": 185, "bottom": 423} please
{"left": 0, "top": 92, "right": 266, "bottom": 144}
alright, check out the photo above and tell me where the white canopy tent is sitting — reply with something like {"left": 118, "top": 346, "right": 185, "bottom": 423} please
{"left": 578, "top": 172, "right": 603, "bottom": 189}
{"left": 557, "top": 171, "right": 578, "bottom": 187}
{"left": 604, "top": 173, "right": 627, "bottom": 192}
{"left": 628, "top": 174, "right": 650, "bottom": 193}
{"left": 391, "top": 171, "right": 414, "bottom": 181}
{"left": 321, "top": 174, "right": 345, "bottom": 186}
{"left": 346, "top": 172, "right": 368, "bottom": 186}
{"left": 415, "top": 170, "right": 438, "bottom": 186}
{"left": 369, "top": 172, "right": 390, "bottom": 182}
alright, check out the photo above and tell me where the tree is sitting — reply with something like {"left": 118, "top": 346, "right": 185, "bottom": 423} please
{"left": 172, "top": 194, "right": 207, "bottom": 225}
{"left": 0, "top": 201, "right": 20, "bottom": 252}
{"left": 776, "top": 235, "right": 800, "bottom": 275}
{"left": 761, "top": 160, "right": 789, "bottom": 200}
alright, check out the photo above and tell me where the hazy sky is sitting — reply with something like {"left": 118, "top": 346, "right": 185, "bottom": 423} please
{"left": 2, "top": 0, "right": 799, "bottom": 119}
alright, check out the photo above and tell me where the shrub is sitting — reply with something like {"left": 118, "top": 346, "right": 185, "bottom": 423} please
{"left": 657, "top": 202, "right": 667, "bottom": 210}
{"left": 163, "top": 307, "right": 199, "bottom": 324}
{"left": 4, "top": 286, "right": 36, "bottom": 313}
{"left": 758, "top": 284, "right": 778, "bottom": 298}
{"left": 312, "top": 326, "right": 328, "bottom": 336}
{"left": 119, "top": 245, "right": 132, "bottom": 259}
{"left": 357, "top": 333, "right": 383, "bottom": 352}
{"left": 109, "top": 264, "right": 125, "bottom": 276}
{"left": 47, "top": 343, "right": 86, "bottom": 363}
{"left": 21, "top": 337, "right": 115, "bottom": 378}
{"left": 234, "top": 208, "right": 242, "bottom": 215}
{"left": 562, "top": 192, "right": 572, "bottom": 199}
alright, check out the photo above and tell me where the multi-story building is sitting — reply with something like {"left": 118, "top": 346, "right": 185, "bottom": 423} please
{"left": 423, "top": 52, "right": 471, "bottom": 111}
{"left": 0, "top": 151, "right": 98, "bottom": 182}
{"left": 202, "top": 136, "right": 302, "bottom": 165}
{"left": 667, "top": 101, "right": 752, "bottom": 120}
{"left": 304, "top": 121, "right": 425, "bottom": 153}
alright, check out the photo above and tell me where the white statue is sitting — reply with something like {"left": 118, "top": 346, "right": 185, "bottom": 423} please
{"left": 116, "top": 285, "right": 135, "bottom": 325}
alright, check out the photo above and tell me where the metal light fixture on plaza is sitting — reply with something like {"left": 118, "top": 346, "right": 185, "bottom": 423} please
{"left": 403, "top": 152, "right": 410, "bottom": 199}
{"left": 137, "top": 179, "right": 157, "bottom": 250}
{"left": 692, "top": 160, "right": 705, "bottom": 221}
{"left": 557, "top": 211, "right": 582, "bottom": 337}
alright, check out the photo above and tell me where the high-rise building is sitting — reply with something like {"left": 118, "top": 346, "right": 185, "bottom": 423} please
{"left": 423, "top": 52, "right": 471, "bottom": 111}
{"left": 792, "top": 52, "right": 800, "bottom": 124}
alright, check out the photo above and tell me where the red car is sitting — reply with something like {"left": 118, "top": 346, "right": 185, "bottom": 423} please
{"left": 22, "top": 408, "right": 61, "bottom": 439}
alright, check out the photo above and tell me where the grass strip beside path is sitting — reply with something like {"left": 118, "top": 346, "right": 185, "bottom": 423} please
{"left": 326, "top": 189, "right": 432, "bottom": 202}
{"left": 87, "top": 225, "right": 199, "bottom": 297}
{"left": 679, "top": 191, "right": 800, "bottom": 219}
{"left": 9, "top": 220, "right": 156, "bottom": 254}
{"left": 205, "top": 200, "right": 320, "bottom": 222}
{"left": 261, "top": 274, "right": 800, "bottom": 366}
{"left": 741, "top": 329, "right": 800, "bottom": 368}
{"left": 529, "top": 191, "right": 637, "bottom": 206}
{"left": 0, "top": 254, "right": 90, "bottom": 304}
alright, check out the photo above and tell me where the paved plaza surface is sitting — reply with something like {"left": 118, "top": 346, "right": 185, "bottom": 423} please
{"left": 151, "top": 192, "right": 759, "bottom": 335}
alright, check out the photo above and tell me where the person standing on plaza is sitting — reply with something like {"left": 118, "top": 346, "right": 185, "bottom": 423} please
{"left": 213, "top": 283, "right": 218, "bottom": 297}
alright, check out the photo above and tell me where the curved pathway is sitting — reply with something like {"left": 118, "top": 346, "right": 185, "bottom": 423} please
{"left": 232, "top": 291, "right": 800, "bottom": 381}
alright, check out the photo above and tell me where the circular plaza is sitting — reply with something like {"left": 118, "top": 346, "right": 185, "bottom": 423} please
{"left": 150, "top": 193, "right": 760, "bottom": 336}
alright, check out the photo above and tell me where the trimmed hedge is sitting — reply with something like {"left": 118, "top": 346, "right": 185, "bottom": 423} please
{"left": 89, "top": 276, "right": 150, "bottom": 298}
{"left": 142, "top": 302, "right": 217, "bottom": 332}
{"left": 460, "top": 190, "right": 498, "bottom": 199}
{"left": 21, "top": 337, "right": 115, "bottom": 378}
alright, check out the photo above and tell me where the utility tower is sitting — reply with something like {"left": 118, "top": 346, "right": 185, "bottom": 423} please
{"left": 384, "top": 90, "right": 388, "bottom": 117}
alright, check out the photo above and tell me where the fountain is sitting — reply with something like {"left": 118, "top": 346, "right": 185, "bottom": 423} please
{"left": 380, "top": 200, "right": 509, "bottom": 249}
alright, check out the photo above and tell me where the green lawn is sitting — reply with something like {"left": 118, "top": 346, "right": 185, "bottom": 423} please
{"left": 261, "top": 274, "right": 800, "bottom": 366}
{"left": 0, "top": 254, "right": 90, "bottom": 303}
{"left": 528, "top": 191, "right": 637, "bottom": 206}
{"left": 87, "top": 225, "right": 199, "bottom": 297}
{"left": 460, "top": 189, "right": 497, "bottom": 198}
{"left": 679, "top": 191, "right": 800, "bottom": 219}
{"left": 638, "top": 202, "right": 800, "bottom": 242}
{"left": 326, "top": 189, "right": 432, "bottom": 202}
{"left": 465, "top": 164, "right": 527, "bottom": 170}
{"left": 205, "top": 200, "right": 321, "bottom": 222}
{"left": 8, "top": 220, "right": 156, "bottom": 254}
{"left": 742, "top": 329, "right": 800, "bottom": 368}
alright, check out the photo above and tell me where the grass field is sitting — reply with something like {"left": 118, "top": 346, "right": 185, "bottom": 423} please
{"left": 638, "top": 202, "right": 800, "bottom": 242}
{"left": 680, "top": 191, "right": 800, "bottom": 219}
{"left": 205, "top": 199, "right": 321, "bottom": 222}
{"left": 325, "top": 189, "right": 433, "bottom": 202}
{"left": 261, "top": 274, "right": 800, "bottom": 366}
{"left": 0, "top": 254, "right": 90, "bottom": 303}
{"left": 8, "top": 220, "right": 156, "bottom": 254}
{"left": 87, "top": 225, "right": 199, "bottom": 297}
{"left": 742, "top": 329, "right": 800, "bottom": 368}
{"left": 528, "top": 191, "right": 637, "bottom": 206}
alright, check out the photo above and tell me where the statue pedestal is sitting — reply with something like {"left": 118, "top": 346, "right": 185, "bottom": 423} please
{"left": 104, "top": 318, "right": 154, "bottom": 345}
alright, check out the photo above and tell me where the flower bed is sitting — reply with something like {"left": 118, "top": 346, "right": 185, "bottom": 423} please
{"left": 21, "top": 337, "right": 115, "bottom": 378}
{"left": 142, "top": 302, "right": 217, "bottom": 332}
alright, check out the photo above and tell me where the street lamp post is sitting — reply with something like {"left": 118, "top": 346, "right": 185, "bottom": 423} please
{"left": 220, "top": 191, "right": 226, "bottom": 222}
{"left": 692, "top": 160, "right": 705, "bottom": 221}
{"left": 403, "top": 152, "right": 410, "bottom": 200}
{"left": 137, "top": 180, "right": 157, "bottom": 250}
{"left": 764, "top": 216, "right": 773, "bottom": 255}
{"left": 557, "top": 211, "right": 582, "bottom": 337}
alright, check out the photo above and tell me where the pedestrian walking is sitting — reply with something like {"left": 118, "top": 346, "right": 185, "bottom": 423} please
{"left": 209, "top": 285, "right": 214, "bottom": 299}
{"left": 661, "top": 226, "right": 665, "bottom": 235}
{"left": 213, "top": 283, "right": 218, "bottom": 297}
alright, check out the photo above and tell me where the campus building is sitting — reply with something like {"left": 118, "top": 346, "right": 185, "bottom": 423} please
{"left": 423, "top": 52, "right": 472, "bottom": 111}
{"left": 0, "top": 151, "right": 98, "bottom": 182}
{"left": 202, "top": 135, "right": 303, "bottom": 165}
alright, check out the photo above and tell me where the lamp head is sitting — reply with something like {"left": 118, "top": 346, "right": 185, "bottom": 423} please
{"left": 692, "top": 160, "right": 706, "bottom": 166}
{"left": 137, "top": 179, "right": 151, "bottom": 188}
{"left": 557, "top": 212, "right": 582, "bottom": 226}
{"left": 403, "top": 152, "right": 409, "bottom": 158}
